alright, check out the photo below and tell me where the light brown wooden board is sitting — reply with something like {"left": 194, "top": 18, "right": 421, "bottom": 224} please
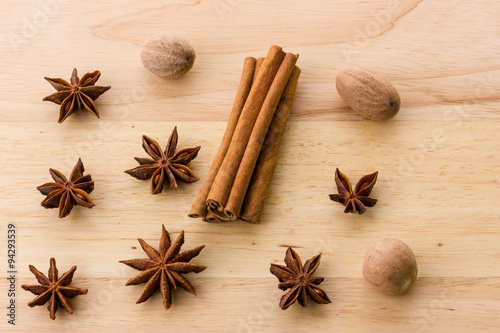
{"left": 1, "top": 0, "right": 499, "bottom": 332}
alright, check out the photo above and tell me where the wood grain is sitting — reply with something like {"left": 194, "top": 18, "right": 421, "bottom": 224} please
{"left": 1, "top": 0, "right": 499, "bottom": 332}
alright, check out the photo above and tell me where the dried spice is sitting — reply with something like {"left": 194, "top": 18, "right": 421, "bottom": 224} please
{"left": 329, "top": 168, "right": 378, "bottom": 215}
{"left": 270, "top": 247, "right": 331, "bottom": 310}
{"left": 141, "top": 33, "right": 196, "bottom": 78}
{"left": 21, "top": 258, "right": 88, "bottom": 320}
{"left": 363, "top": 238, "right": 418, "bottom": 295}
{"left": 37, "top": 158, "right": 95, "bottom": 218}
{"left": 43, "top": 68, "right": 111, "bottom": 123}
{"left": 125, "top": 127, "right": 200, "bottom": 194}
{"left": 189, "top": 45, "right": 301, "bottom": 223}
{"left": 120, "top": 225, "right": 206, "bottom": 310}
{"left": 336, "top": 66, "right": 400, "bottom": 121}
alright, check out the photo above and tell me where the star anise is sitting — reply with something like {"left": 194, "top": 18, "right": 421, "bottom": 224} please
{"left": 21, "top": 258, "right": 88, "bottom": 320}
{"left": 329, "top": 168, "right": 378, "bottom": 214}
{"left": 37, "top": 158, "right": 95, "bottom": 218}
{"left": 125, "top": 127, "right": 201, "bottom": 194}
{"left": 43, "top": 68, "right": 111, "bottom": 123}
{"left": 120, "top": 225, "right": 207, "bottom": 310}
{"left": 270, "top": 247, "right": 331, "bottom": 310}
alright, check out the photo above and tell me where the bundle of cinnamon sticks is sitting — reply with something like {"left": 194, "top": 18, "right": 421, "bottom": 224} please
{"left": 188, "top": 45, "right": 300, "bottom": 223}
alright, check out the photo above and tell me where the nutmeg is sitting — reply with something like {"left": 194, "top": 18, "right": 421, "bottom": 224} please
{"left": 140, "top": 33, "right": 196, "bottom": 79}
{"left": 362, "top": 238, "right": 417, "bottom": 295}
{"left": 336, "top": 66, "right": 400, "bottom": 121}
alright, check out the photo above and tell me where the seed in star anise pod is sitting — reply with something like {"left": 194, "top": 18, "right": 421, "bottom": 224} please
{"left": 125, "top": 126, "right": 200, "bottom": 194}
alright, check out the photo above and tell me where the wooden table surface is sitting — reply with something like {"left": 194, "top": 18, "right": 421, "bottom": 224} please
{"left": 1, "top": 0, "right": 499, "bottom": 332}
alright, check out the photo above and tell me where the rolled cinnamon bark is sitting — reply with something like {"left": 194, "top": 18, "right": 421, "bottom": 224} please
{"left": 202, "top": 58, "right": 265, "bottom": 223}
{"left": 253, "top": 57, "right": 264, "bottom": 83}
{"left": 224, "top": 53, "right": 299, "bottom": 220}
{"left": 188, "top": 57, "right": 256, "bottom": 221}
{"left": 204, "top": 211, "right": 220, "bottom": 222}
{"left": 241, "top": 66, "right": 301, "bottom": 223}
{"left": 206, "top": 45, "right": 286, "bottom": 218}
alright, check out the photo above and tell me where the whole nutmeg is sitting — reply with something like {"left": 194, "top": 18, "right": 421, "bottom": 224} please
{"left": 336, "top": 66, "right": 400, "bottom": 121}
{"left": 362, "top": 238, "right": 417, "bottom": 295}
{"left": 140, "top": 33, "right": 196, "bottom": 79}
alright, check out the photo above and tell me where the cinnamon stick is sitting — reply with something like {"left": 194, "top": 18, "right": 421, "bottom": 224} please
{"left": 204, "top": 211, "right": 220, "bottom": 222}
{"left": 224, "top": 53, "right": 299, "bottom": 220}
{"left": 188, "top": 57, "right": 256, "bottom": 221}
{"left": 203, "top": 57, "right": 265, "bottom": 223}
{"left": 253, "top": 57, "right": 264, "bottom": 83}
{"left": 241, "top": 66, "right": 301, "bottom": 223}
{"left": 206, "top": 45, "right": 286, "bottom": 219}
